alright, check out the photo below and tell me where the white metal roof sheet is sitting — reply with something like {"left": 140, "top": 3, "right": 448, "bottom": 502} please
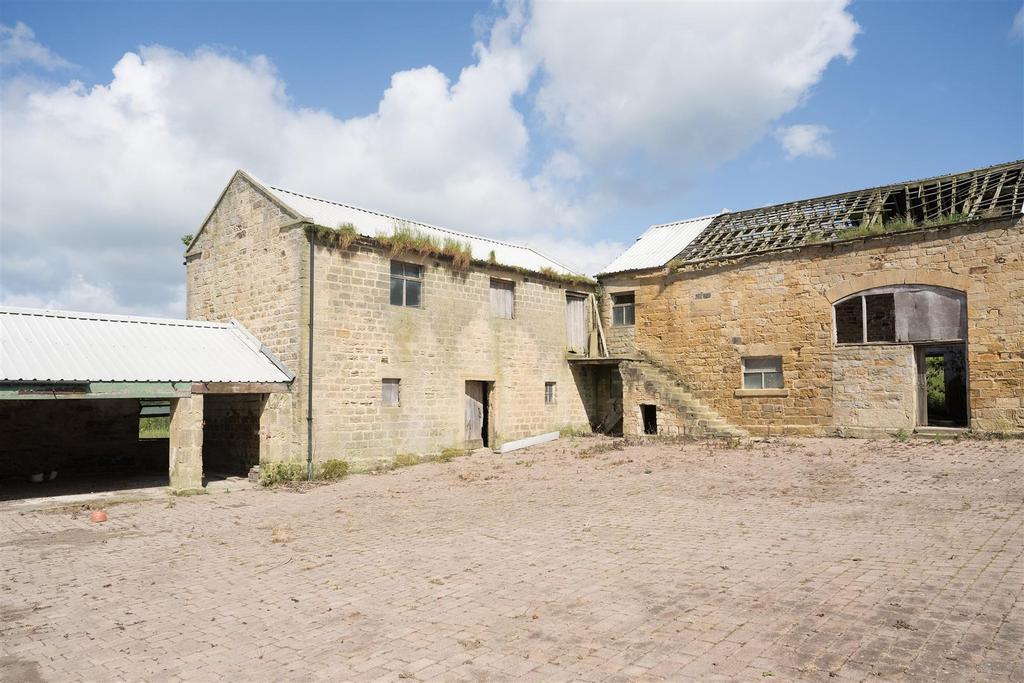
{"left": 0, "top": 307, "right": 293, "bottom": 384}
{"left": 598, "top": 214, "right": 719, "bottom": 275}
{"left": 253, "top": 177, "right": 578, "bottom": 276}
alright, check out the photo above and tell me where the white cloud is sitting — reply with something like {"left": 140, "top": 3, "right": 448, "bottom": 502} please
{"left": 0, "top": 22, "right": 73, "bottom": 70}
{"left": 1, "top": 2, "right": 857, "bottom": 315}
{"left": 775, "top": 124, "right": 835, "bottom": 160}
{"left": 523, "top": 1, "right": 857, "bottom": 188}
{"left": 1013, "top": 4, "right": 1024, "bottom": 37}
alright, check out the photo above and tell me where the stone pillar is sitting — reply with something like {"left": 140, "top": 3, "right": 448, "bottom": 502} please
{"left": 169, "top": 395, "right": 204, "bottom": 492}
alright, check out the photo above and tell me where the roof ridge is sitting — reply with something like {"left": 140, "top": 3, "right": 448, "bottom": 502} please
{"left": 267, "top": 184, "right": 541, "bottom": 252}
{"left": 0, "top": 306, "right": 230, "bottom": 329}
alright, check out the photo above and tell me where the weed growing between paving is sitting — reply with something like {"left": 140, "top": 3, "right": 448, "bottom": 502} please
{"left": 259, "top": 459, "right": 349, "bottom": 486}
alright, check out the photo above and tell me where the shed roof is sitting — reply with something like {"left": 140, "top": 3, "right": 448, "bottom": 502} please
{"left": 240, "top": 172, "right": 578, "bottom": 276}
{"left": 598, "top": 214, "right": 719, "bottom": 275}
{"left": 0, "top": 307, "right": 293, "bottom": 384}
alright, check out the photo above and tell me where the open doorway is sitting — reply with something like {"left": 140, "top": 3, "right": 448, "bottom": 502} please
{"left": 641, "top": 404, "right": 658, "bottom": 435}
{"left": 916, "top": 345, "right": 968, "bottom": 427}
{"left": 464, "top": 381, "right": 492, "bottom": 448}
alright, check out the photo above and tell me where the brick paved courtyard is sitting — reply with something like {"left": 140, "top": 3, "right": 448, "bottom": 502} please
{"left": 2, "top": 437, "right": 1022, "bottom": 682}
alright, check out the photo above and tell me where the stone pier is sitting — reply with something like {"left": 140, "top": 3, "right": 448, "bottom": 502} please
{"left": 169, "top": 394, "right": 204, "bottom": 491}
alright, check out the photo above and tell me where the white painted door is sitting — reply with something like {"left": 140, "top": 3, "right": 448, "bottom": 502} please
{"left": 566, "top": 294, "right": 587, "bottom": 354}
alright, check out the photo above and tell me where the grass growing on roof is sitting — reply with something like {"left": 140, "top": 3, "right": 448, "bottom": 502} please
{"left": 375, "top": 222, "right": 473, "bottom": 269}
{"left": 308, "top": 223, "right": 359, "bottom": 248}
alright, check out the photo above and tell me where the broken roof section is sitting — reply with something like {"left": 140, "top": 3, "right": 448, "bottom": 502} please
{"left": 598, "top": 214, "right": 720, "bottom": 275}
{"left": 240, "top": 172, "right": 579, "bottom": 276}
{"left": 0, "top": 306, "right": 293, "bottom": 384}
{"left": 675, "top": 159, "right": 1024, "bottom": 266}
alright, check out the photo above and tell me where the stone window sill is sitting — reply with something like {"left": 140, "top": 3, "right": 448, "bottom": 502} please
{"left": 734, "top": 389, "right": 790, "bottom": 398}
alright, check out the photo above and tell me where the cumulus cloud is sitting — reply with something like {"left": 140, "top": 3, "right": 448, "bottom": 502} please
{"left": 524, "top": 1, "right": 856, "bottom": 189}
{"left": 775, "top": 124, "right": 835, "bottom": 160}
{"left": 1, "top": 2, "right": 857, "bottom": 316}
{"left": 0, "top": 21, "right": 73, "bottom": 70}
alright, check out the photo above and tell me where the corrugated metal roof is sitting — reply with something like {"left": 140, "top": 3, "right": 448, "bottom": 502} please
{"left": 246, "top": 174, "right": 578, "bottom": 276}
{"left": 598, "top": 214, "right": 719, "bottom": 275}
{"left": 0, "top": 307, "right": 293, "bottom": 384}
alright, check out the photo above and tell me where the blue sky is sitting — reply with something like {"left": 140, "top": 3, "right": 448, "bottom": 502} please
{"left": 1, "top": 1, "right": 1022, "bottom": 316}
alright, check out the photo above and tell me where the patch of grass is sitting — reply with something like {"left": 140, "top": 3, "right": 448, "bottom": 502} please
{"left": 181, "top": 233, "right": 194, "bottom": 247}
{"left": 139, "top": 416, "right": 169, "bottom": 439}
{"left": 259, "top": 458, "right": 349, "bottom": 485}
{"left": 837, "top": 210, "right": 975, "bottom": 242}
{"left": 318, "top": 459, "right": 349, "bottom": 481}
{"left": 435, "top": 447, "right": 468, "bottom": 463}
{"left": 308, "top": 222, "right": 359, "bottom": 249}
{"left": 259, "top": 461, "right": 306, "bottom": 486}
{"left": 559, "top": 424, "right": 593, "bottom": 438}
{"left": 893, "top": 428, "right": 910, "bottom": 442}
{"left": 392, "top": 453, "right": 420, "bottom": 468}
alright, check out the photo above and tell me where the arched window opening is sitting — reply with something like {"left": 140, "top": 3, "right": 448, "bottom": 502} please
{"left": 833, "top": 286, "right": 966, "bottom": 345}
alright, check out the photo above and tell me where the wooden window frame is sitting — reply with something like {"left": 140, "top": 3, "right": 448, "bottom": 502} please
{"left": 612, "top": 292, "right": 635, "bottom": 326}
{"left": 544, "top": 381, "right": 556, "bottom": 405}
{"left": 390, "top": 261, "right": 423, "bottom": 308}
{"left": 742, "top": 357, "right": 784, "bottom": 389}
{"left": 490, "top": 278, "right": 515, "bottom": 319}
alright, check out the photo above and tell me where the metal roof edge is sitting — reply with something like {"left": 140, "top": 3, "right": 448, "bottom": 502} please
{"left": 0, "top": 306, "right": 233, "bottom": 329}
{"left": 228, "top": 319, "right": 295, "bottom": 382}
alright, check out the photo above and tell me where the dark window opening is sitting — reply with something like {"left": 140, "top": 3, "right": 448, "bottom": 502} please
{"left": 390, "top": 261, "right": 422, "bottom": 307}
{"left": 544, "top": 382, "right": 556, "bottom": 405}
{"left": 835, "top": 297, "right": 863, "bottom": 344}
{"left": 865, "top": 293, "right": 896, "bottom": 342}
{"left": 612, "top": 292, "right": 635, "bottom": 326}
{"left": 641, "top": 404, "right": 657, "bottom": 435}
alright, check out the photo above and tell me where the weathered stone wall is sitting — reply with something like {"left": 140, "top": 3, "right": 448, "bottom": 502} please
{"left": 309, "top": 241, "right": 592, "bottom": 469}
{"left": 186, "top": 174, "right": 593, "bottom": 471}
{"left": 832, "top": 345, "right": 917, "bottom": 432}
{"left": 0, "top": 399, "right": 165, "bottom": 478}
{"left": 185, "top": 174, "right": 304, "bottom": 464}
{"left": 602, "top": 219, "right": 1024, "bottom": 435}
{"left": 598, "top": 283, "right": 638, "bottom": 357}
{"left": 202, "top": 394, "right": 265, "bottom": 475}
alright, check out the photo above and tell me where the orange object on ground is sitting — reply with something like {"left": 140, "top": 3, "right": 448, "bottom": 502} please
{"left": 89, "top": 510, "right": 108, "bottom": 523}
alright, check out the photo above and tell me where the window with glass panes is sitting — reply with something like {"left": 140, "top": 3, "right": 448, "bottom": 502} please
{"left": 742, "top": 357, "right": 784, "bottom": 389}
{"left": 612, "top": 292, "right": 635, "bottom": 326}
{"left": 390, "top": 261, "right": 422, "bottom": 307}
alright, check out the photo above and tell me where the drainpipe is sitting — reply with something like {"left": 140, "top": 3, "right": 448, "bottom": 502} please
{"left": 306, "top": 226, "right": 315, "bottom": 481}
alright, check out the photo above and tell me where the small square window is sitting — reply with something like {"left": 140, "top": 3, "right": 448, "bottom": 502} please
{"left": 742, "top": 357, "right": 783, "bottom": 389}
{"left": 382, "top": 378, "right": 401, "bottom": 406}
{"left": 390, "top": 261, "right": 422, "bottom": 307}
{"left": 612, "top": 292, "right": 635, "bottom": 326}
{"left": 544, "top": 382, "right": 556, "bottom": 405}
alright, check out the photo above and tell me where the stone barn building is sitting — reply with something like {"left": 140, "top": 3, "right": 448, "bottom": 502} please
{"left": 596, "top": 159, "right": 1024, "bottom": 437}
{"left": 185, "top": 171, "right": 597, "bottom": 473}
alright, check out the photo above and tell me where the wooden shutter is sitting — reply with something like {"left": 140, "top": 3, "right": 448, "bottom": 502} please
{"left": 490, "top": 279, "right": 514, "bottom": 319}
{"left": 566, "top": 294, "right": 587, "bottom": 354}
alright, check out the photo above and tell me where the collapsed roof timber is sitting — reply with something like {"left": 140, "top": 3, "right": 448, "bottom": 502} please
{"left": 602, "top": 159, "right": 1024, "bottom": 274}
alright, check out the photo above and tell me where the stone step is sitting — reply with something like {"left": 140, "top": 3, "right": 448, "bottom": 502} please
{"left": 629, "top": 359, "right": 746, "bottom": 439}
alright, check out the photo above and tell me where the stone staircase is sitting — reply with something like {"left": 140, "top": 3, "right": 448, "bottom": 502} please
{"left": 623, "top": 358, "right": 746, "bottom": 439}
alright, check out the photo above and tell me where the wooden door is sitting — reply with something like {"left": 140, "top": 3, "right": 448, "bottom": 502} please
{"left": 465, "top": 381, "right": 484, "bottom": 446}
{"left": 566, "top": 294, "right": 587, "bottom": 354}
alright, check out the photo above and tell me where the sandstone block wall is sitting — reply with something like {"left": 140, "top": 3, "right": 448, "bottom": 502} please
{"left": 186, "top": 174, "right": 305, "bottom": 464}
{"left": 187, "top": 175, "right": 593, "bottom": 471}
{"left": 603, "top": 219, "right": 1024, "bottom": 436}
{"left": 310, "top": 242, "right": 592, "bottom": 469}
{"left": 832, "top": 345, "right": 917, "bottom": 431}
